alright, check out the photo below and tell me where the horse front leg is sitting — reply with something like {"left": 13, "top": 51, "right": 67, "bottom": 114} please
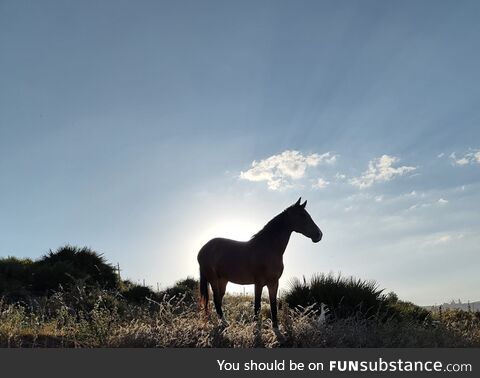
{"left": 254, "top": 283, "right": 263, "bottom": 320}
{"left": 267, "top": 281, "right": 279, "bottom": 328}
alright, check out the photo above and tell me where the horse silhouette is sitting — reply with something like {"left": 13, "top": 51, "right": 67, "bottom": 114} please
{"left": 197, "top": 198, "right": 322, "bottom": 328}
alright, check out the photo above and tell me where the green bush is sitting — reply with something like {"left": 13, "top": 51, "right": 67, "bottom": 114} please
{"left": 33, "top": 245, "right": 117, "bottom": 293}
{"left": 0, "top": 257, "right": 35, "bottom": 301}
{"left": 0, "top": 245, "right": 197, "bottom": 311}
{"left": 285, "top": 273, "right": 385, "bottom": 318}
{"left": 161, "top": 277, "right": 198, "bottom": 304}
{"left": 383, "top": 294, "right": 432, "bottom": 324}
{"left": 0, "top": 245, "right": 118, "bottom": 300}
{"left": 122, "top": 284, "right": 157, "bottom": 304}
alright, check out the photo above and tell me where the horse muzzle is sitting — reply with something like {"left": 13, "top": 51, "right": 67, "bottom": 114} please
{"left": 311, "top": 230, "right": 322, "bottom": 243}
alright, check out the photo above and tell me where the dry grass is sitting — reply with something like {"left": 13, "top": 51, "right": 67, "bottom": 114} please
{"left": 1, "top": 293, "right": 479, "bottom": 348}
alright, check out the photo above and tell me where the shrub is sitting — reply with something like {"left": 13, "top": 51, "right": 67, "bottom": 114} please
{"left": 33, "top": 245, "right": 118, "bottom": 294}
{"left": 0, "top": 257, "right": 35, "bottom": 301}
{"left": 384, "top": 296, "right": 432, "bottom": 324}
{"left": 122, "top": 285, "right": 157, "bottom": 304}
{"left": 284, "top": 273, "right": 385, "bottom": 318}
{"left": 0, "top": 246, "right": 118, "bottom": 301}
{"left": 161, "top": 277, "right": 198, "bottom": 305}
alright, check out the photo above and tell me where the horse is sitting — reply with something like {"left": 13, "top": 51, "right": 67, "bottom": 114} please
{"left": 197, "top": 198, "right": 322, "bottom": 328}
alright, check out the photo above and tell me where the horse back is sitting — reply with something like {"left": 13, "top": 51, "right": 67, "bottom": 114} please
{"left": 197, "top": 237, "right": 249, "bottom": 265}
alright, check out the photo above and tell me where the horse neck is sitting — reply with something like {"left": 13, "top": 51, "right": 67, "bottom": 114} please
{"left": 272, "top": 227, "right": 292, "bottom": 256}
{"left": 251, "top": 213, "right": 292, "bottom": 255}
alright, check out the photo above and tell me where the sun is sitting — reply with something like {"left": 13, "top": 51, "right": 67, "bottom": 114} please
{"left": 192, "top": 219, "right": 260, "bottom": 250}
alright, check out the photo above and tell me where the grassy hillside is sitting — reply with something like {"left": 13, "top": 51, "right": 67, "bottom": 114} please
{"left": 0, "top": 246, "right": 479, "bottom": 347}
{"left": 1, "top": 291, "right": 479, "bottom": 347}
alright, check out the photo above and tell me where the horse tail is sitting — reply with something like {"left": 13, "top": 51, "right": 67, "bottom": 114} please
{"left": 199, "top": 269, "right": 209, "bottom": 315}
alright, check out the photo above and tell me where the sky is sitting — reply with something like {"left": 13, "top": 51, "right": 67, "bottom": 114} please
{"left": 1, "top": 0, "right": 479, "bottom": 305}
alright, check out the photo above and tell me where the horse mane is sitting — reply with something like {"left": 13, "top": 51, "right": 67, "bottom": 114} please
{"left": 250, "top": 206, "right": 291, "bottom": 241}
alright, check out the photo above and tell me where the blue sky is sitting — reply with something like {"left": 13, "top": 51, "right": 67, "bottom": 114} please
{"left": 1, "top": 0, "right": 479, "bottom": 305}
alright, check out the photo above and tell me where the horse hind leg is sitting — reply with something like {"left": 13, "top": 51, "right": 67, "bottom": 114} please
{"left": 199, "top": 269, "right": 210, "bottom": 315}
{"left": 212, "top": 278, "right": 228, "bottom": 322}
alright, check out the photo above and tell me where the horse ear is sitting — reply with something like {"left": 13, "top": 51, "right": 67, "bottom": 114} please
{"left": 301, "top": 200, "right": 307, "bottom": 208}
{"left": 294, "top": 197, "right": 302, "bottom": 206}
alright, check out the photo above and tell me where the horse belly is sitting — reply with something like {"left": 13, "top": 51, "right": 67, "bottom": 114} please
{"left": 220, "top": 256, "right": 283, "bottom": 285}
{"left": 217, "top": 256, "right": 256, "bottom": 284}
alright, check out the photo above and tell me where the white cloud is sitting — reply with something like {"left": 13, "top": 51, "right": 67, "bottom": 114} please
{"left": 437, "top": 153, "right": 445, "bottom": 158}
{"left": 375, "top": 195, "right": 384, "bottom": 202}
{"left": 437, "top": 235, "right": 452, "bottom": 244}
{"left": 335, "top": 172, "right": 346, "bottom": 180}
{"left": 456, "top": 158, "right": 470, "bottom": 165}
{"left": 450, "top": 150, "right": 480, "bottom": 166}
{"left": 317, "top": 151, "right": 338, "bottom": 165}
{"left": 312, "top": 178, "right": 330, "bottom": 189}
{"left": 425, "top": 233, "right": 464, "bottom": 246}
{"left": 350, "top": 155, "right": 416, "bottom": 189}
{"left": 397, "top": 190, "right": 418, "bottom": 199}
{"left": 431, "top": 235, "right": 453, "bottom": 245}
{"left": 240, "top": 150, "right": 336, "bottom": 190}
{"left": 408, "top": 203, "right": 431, "bottom": 211}
{"left": 408, "top": 198, "right": 449, "bottom": 211}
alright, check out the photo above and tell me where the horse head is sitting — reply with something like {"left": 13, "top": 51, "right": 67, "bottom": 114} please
{"left": 287, "top": 197, "right": 322, "bottom": 243}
